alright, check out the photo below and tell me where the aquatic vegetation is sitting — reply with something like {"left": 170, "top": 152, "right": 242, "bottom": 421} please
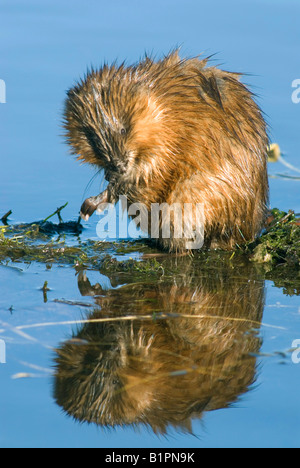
{"left": 243, "top": 209, "right": 300, "bottom": 295}
{"left": 244, "top": 209, "right": 300, "bottom": 267}
{"left": 0, "top": 206, "right": 299, "bottom": 294}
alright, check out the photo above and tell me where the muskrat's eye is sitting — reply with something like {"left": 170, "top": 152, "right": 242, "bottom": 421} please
{"left": 120, "top": 128, "right": 126, "bottom": 136}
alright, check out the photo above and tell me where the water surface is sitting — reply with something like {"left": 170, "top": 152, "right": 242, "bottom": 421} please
{"left": 0, "top": 0, "right": 300, "bottom": 448}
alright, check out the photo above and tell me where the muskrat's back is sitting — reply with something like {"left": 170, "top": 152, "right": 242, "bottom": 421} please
{"left": 64, "top": 51, "right": 269, "bottom": 252}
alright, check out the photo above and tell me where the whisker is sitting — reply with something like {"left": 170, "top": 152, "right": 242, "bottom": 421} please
{"left": 82, "top": 169, "right": 106, "bottom": 202}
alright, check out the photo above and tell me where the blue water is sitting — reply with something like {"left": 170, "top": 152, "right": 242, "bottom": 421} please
{"left": 1, "top": 0, "right": 300, "bottom": 448}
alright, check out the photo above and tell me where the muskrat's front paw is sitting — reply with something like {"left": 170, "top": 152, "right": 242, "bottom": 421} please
{"left": 80, "top": 190, "right": 109, "bottom": 221}
{"left": 80, "top": 198, "right": 98, "bottom": 221}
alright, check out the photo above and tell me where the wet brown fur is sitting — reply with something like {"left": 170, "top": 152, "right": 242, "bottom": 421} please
{"left": 64, "top": 50, "right": 269, "bottom": 251}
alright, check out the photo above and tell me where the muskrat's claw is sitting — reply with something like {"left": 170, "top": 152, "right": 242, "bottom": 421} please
{"left": 80, "top": 199, "right": 98, "bottom": 221}
{"left": 80, "top": 190, "right": 109, "bottom": 221}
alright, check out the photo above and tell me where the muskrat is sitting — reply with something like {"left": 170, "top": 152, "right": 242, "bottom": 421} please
{"left": 64, "top": 50, "right": 269, "bottom": 252}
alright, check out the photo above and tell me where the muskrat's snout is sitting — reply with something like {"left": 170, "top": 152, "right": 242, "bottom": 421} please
{"left": 105, "top": 159, "right": 127, "bottom": 181}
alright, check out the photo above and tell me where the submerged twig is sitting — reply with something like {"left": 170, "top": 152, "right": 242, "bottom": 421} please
{"left": 53, "top": 298, "right": 94, "bottom": 307}
{"left": 1, "top": 210, "right": 12, "bottom": 225}
{"left": 269, "top": 174, "right": 300, "bottom": 180}
{"left": 41, "top": 281, "right": 50, "bottom": 303}
{"left": 15, "top": 313, "right": 285, "bottom": 331}
{"left": 277, "top": 154, "right": 300, "bottom": 175}
{"left": 43, "top": 202, "right": 68, "bottom": 223}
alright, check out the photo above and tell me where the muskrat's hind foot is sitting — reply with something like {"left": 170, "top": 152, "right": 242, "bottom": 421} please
{"left": 80, "top": 190, "right": 108, "bottom": 221}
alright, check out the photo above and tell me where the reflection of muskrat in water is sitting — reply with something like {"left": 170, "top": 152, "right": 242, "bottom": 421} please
{"left": 53, "top": 261, "right": 264, "bottom": 434}
{"left": 64, "top": 50, "right": 269, "bottom": 251}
